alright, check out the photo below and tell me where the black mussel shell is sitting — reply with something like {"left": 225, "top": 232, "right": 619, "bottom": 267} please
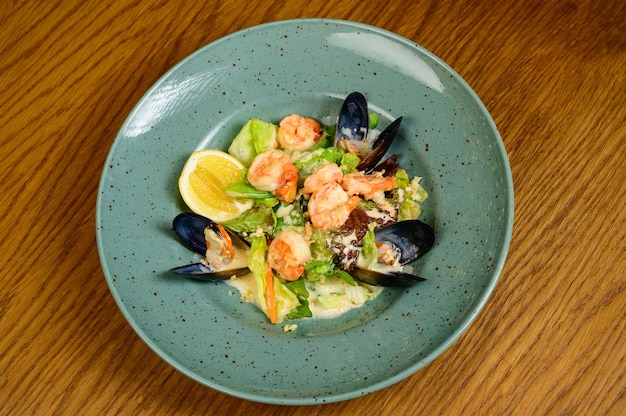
{"left": 173, "top": 212, "right": 249, "bottom": 255}
{"left": 334, "top": 92, "right": 369, "bottom": 146}
{"left": 170, "top": 263, "right": 249, "bottom": 280}
{"left": 359, "top": 117, "right": 402, "bottom": 172}
{"left": 171, "top": 212, "right": 251, "bottom": 279}
{"left": 352, "top": 268, "right": 426, "bottom": 287}
{"left": 374, "top": 219, "right": 435, "bottom": 265}
{"left": 351, "top": 220, "right": 435, "bottom": 287}
{"left": 333, "top": 92, "right": 403, "bottom": 172}
{"left": 173, "top": 212, "right": 213, "bottom": 255}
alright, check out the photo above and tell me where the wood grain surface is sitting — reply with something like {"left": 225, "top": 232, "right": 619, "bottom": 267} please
{"left": 1, "top": 1, "right": 624, "bottom": 414}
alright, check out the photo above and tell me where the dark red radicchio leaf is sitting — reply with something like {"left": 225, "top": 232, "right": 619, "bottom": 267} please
{"left": 331, "top": 207, "right": 397, "bottom": 271}
{"left": 330, "top": 208, "right": 369, "bottom": 271}
{"left": 371, "top": 154, "right": 399, "bottom": 177}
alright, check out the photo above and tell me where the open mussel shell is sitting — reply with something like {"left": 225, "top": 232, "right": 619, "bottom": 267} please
{"left": 374, "top": 219, "right": 435, "bottom": 265}
{"left": 170, "top": 263, "right": 250, "bottom": 281}
{"left": 173, "top": 212, "right": 213, "bottom": 255}
{"left": 334, "top": 92, "right": 404, "bottom": 172}
{"left": 353, "top": 220, "right": 435, "bottom": 287}
{"left": 352, "top": 269, "right": 426, "bottom": 287}
{"left": 171, "top": 212, "right": 251, "bottom": 278}
{"left": 334, "top": 91, "right": 369, "bottom": 147}
{"left": 358, "top": 117, "right": 403, "bottom": 172}
{"left": 173, "top": 212, "right": 251, "bottom": 255}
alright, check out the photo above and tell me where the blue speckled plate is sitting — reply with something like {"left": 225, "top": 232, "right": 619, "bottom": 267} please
{"left": 96, "top": 19, "right": 513, "bottom": 405}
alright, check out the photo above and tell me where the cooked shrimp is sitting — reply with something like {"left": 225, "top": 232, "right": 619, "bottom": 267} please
{"left": 247, "top": 149, "right": 298, "bottom": 203}
{"left": 278, "top": 114, "right": 322, "bottom": 151}
{"left": 302, "top": 162, "right": 343, "bottom": 195}
{"left": 308, "top": 182, "right": 361, "bottom": 230}
{"left": 267, "top": 230, "right": 312, "bottom": 281}
{"left": 342, "top": 171, "right": 396, "bottom": 200}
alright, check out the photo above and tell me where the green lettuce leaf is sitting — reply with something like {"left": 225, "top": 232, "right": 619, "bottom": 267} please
{"left": 221, "top": 203, "right": 276, "bottom": 234}
{"left": 339, "top": 152, "right": 361, "bottom": 174}
{"left": 308, "top": 227, "right": 335, "bottom": 262}
{"left": 345, "top": 284, "right": 377, "bottom": 305}
{"left": 248, "top": 235, "right": 270, "bottom": 317}
{"left": 393, "top": 168, "right": 411, "bottom": 188}
{"left": 358, "top": 227, "right": 378, "bottom": 269}
{"left": 293, "top": 147, "right": 345, "bottom": 178}
{"left": 368, "top": 112, "right": 379, "bottom": 129}
{"left": 304, "top": 259, "right": 356, "bottom": 286}
{"left": 333, "top": 269, "right": 357, "bottom": 286}
{"left": 317, "top": 293, "right": 346, "bottom": 309}
{"left": 227, "top": 181, "right": 275, "bottom": 199}
{"left": 285, "top": 279, "right": 312, "bottom": 319}
{"left": 274, "top": 199, "right": 305, "bottom": 234}
{"left": 273, "top": 276, "right": 301, "bottom": 322}
{"left": 398, "top": 200, "right": 422, "bottom": 221}
{"left": 309, "top": 132, "right": 333, "bottom": 150}
{"left": 248, "top": 235, "right": 300, "bottom": 323}
{"left": 396, "top": 175, "right": 428, "bottom": 221}
{"left": 304, "top": 259, "right": 334, "bottom": 281}
{"left": 228, "top": 119, "right": 279, "bottom": 166}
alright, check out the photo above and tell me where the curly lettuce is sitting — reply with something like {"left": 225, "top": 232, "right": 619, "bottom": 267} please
{"left": 221, "top": 203, "right": 276, "bottom": 235}
{"left": 293, "top": 147, "right": 345, "bottom": 178}
{"left": 394, "top": 169, "right": 428, "bottom": 221}
{"left": 228, "top": 119, "right": 279, "bottom": 166}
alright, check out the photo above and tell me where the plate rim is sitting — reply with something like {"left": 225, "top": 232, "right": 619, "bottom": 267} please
{"left": 96, "top": 17, "right": 514, "bottom": 405}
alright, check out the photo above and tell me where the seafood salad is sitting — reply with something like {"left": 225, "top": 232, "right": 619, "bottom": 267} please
{"left": 171, "top": 92, "right": 435, "bottom": 325}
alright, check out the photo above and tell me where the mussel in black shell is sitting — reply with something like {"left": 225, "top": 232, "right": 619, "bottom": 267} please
{"left": 334, "top": 91, "right": 403, "bottom": 172}
{"left": 170, "top": 212, "right": 250, "bottom": 281}
{"left": 352, "top": 219, "right": 435, "bottom": 287}
{"left": 170, "top": 213, "right": 434, "bottom": 286}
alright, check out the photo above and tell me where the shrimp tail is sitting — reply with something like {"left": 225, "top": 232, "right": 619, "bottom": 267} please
{"left": 275, "top": 164, "right": 298, "bottom": 203}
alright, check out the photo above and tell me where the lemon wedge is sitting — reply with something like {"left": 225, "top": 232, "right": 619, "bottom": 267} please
{"left": 178, "top": 149, "right": 253, "bottom": 222}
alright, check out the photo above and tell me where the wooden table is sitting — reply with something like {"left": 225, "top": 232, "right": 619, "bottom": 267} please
{"left": 2, "top": 1, "right": 624, "bottom": 414}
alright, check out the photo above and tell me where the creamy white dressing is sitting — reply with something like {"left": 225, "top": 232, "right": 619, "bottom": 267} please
{"left": 204, "top": 227, "right": 249, "bottom": 270}
{"left": 356, "top": 255, "right": 402, "bottom": 273}
{"left": 225, "top": 273, "right": 257, "bottom": 304}
{"left": 275, "top": 203, "right": 294, "bottom": 218}
{"left": 361, "top": 127, "right": 381, "bottom": 156}
{"left": 396, "top": 187, "right": 405, "bottom": 201}
{"left": 363, "top": 207, "right": 394, "bottom": 223}
{"left": 305, "top": 276, "right": 383, "bottom": 319}
{"left": 225, "top": 273, "right": 383, "bottom": 320}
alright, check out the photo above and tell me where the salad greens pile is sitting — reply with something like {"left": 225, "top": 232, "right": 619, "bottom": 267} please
{"left": 213, "top": 115, "right": 427, "bottom": 324}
